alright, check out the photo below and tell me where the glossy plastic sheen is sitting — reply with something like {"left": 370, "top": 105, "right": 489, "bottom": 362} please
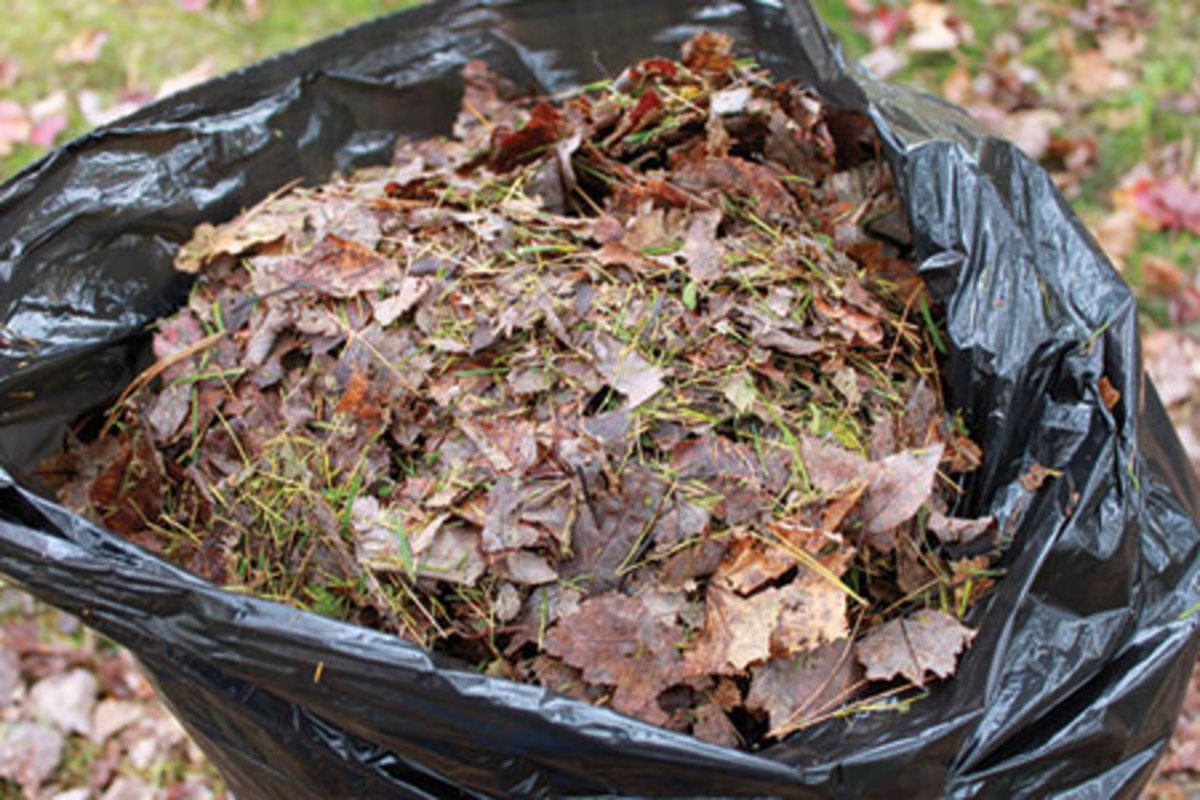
{"left": 0, "top": 1, "right": 1197, "bottom": 797}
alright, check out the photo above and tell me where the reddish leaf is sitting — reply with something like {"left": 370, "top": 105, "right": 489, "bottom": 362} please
{"left": 490, "top": 103, "right": 564, "bottom": 174}
{"left": 29, "top": 114, "right": 67, "bottom": 149}
{"left": 544, "top": 592, "right": 684, "bottom": 722}
{"left": 681, "top": 31, "right": 736, "bottom": 73}
{"left": 1131, "top": 175, "right": 1200, "bottom": 235}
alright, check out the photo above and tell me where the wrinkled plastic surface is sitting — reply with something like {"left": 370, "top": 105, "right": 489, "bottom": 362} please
{"left": 1, "top": 1, "right": 1198, "bottom": 797}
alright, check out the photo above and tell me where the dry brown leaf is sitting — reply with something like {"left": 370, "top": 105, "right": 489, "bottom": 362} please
{"left": 592, "top": 333, "right": 668, "bottom": 409}
{"left": 800, "top": 436, "right": 872, "bottom": 494}
{"left": 371, "top": 276, "right": 429, "bottom": 326}
{"left": 502, "top": 550, "right": 559, "bottom": 585}
{"left": 860, "top": 444, "right": 944, "bottom": 546}
{"left": 771, "top": 568, "right": 849, "bottom": 656}
{"left": 684, "top": 585, "right": 780, "bottom": 675}
{"left": 416, "top": 522, "right": 486, "bottom": 585}
{"left": 544, "top": 592, "right": 684, "bottom": 722}
{"left": 251, "top": 233, "right": 399, "bottom": 297}
{"left": 747, "top": 640, "right": 860, "bottom": 733}
{"left": 1098, "top": 376, "right": 1120, "bottom": 411}
{"left": 715, "top": 537, "right": 796, "bottom": 596}
{"left": 682, "top": 210, "right": 725, "bottom": 282}
{"left": 691, "top": 703, "right": 740, "bottom": 747}
{"left": 856, "top": 609, "right": 975, "bottom": 686}
{"left": 927, "top": 511, "right": 997, "bottom": 546}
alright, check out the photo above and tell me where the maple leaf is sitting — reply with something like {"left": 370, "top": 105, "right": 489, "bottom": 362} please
{"left": 715, "top": 536, "right": 796, "bottom": 596}
{"left": 544, "top": 592, "right": 684, "bottom": 723}
{"left": 683, "top": 585, "right": 780, "bottom": 675}
{"left": 855, "top": 609, "right": 976, "bottom": 686}
{"left": 770, "top": 567, "right": 849, "bottom": 656}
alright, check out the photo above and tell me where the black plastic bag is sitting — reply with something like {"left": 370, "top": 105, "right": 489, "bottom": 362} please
{"left": 1, "top": 1, "right": 1198, "bottom": 796}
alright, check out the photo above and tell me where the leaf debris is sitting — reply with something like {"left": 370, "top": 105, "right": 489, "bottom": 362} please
{"left": 42, "top": 32, "right": 1003, "bottom": 749}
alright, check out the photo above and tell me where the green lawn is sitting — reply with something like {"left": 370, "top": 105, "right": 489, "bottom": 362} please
{"left": 0, "top": 0, "right": 415, "bottom": 177}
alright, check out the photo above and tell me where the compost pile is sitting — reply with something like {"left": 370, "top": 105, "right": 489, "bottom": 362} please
{"left": 41, "top": 33, "right": 1003, "bottom": 748}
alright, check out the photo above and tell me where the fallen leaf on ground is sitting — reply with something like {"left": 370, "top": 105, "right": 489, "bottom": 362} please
{"left": 0, "top": 101, "right": 31, "bottom": 157}
{"left": 860, "top": 444, "right": 944, "bottom": 545}
{"left": 55, "top": 29, "right": 109, "bottom": 65}
{"left": 0, "top": 722, "right": 64, "bottom": 794}
{"left": 29, "top": 668, "right": 98, "bottom": 736}
{"left": 906, "top": 2, "right": 971, "bottom": 52}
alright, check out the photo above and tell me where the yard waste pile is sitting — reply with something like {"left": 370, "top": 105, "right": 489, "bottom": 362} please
{"left": 0, "top": 1, "right": 1197, "bottom": 797}
{"left": 38, "top": 33, "right": 997, "bottom": 749}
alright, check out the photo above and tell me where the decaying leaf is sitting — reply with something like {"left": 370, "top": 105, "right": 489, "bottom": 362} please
{"left": 927, "top": 511, "right": 996, "bottom": 546}
{"left": 544, "top": 592, "right": 685, "bottom": 722}
{"left": 860, "top": 444, "right": 944, "bottom": 545}
{"left": 747, "top": 640, "right": 860, "bottom": 733}
{"left": 46, "top": 31, "right": 996, "bottom": 750}
{"left": 0, "top": 722, "right": 64, "bottom": 794}
{"left": 592, "top": 333, "right": 667, "bottom": 409}
{"left": 856, "top": 610, "right": 976, "bottom": 686}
